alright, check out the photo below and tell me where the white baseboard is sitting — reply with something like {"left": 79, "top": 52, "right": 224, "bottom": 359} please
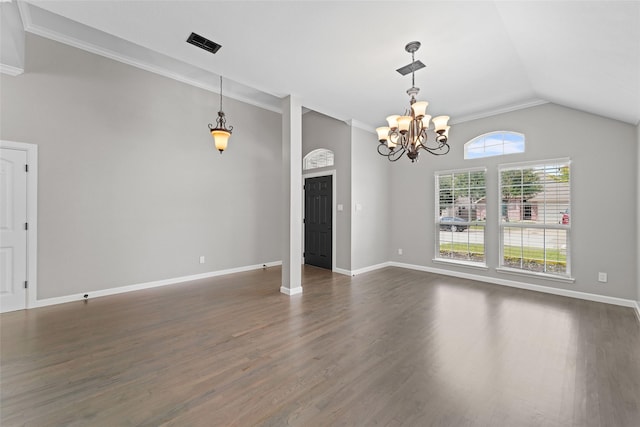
{"left": 333, "top": 267, "right": 353, "bottom": 276}
{"left": 33, "top": 261, "right": 282, "bottom": 309}
{"left": 280, "top": 286, "right": 303, "bottom": 296}
{"left": 389, "top": 261, "right": 637, "bottom": 309}
{"left": 634, "top": 301, "right": 640, "bottom": 323}
{"left": 333, "top": 262, "right": 391, "bottom": 277}
{"left": 351, "top": 262, "right": 392, "bottom": 276}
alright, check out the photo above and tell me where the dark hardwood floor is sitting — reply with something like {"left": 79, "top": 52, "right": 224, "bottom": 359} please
{"left": 1, "top": 266, "right": 639, "bottom": 426}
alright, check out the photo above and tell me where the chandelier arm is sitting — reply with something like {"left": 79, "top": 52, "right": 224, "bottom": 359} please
{"left": 418, "top": 122, "right": 426, "bottom": 140}
{"left": 377, "top": 143, "right": 391, "bottom": 156}
{"left": 377, "top": 142, "right": 406, "bottom": 162}
{"left": 388, "top": 147, "right": 406, "bottom": 162}
{"left": 417, "top": 140, "right": 436, "bottom": 150}
{"left": 421, "top": 143, "right": 451, "bottom": 156}
{"left": 400, "top": 132, "right": 412, "bottom": 150}
{"left": 418, "top": 133, "right": 448, "bottom": 150}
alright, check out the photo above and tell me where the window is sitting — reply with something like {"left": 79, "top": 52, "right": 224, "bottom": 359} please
{"left": 464, "top": 131, "right": 525, "bottom": 159}
{"left": 435, "top": 168, "right": 487, "bottom": 266}
{"left": 303, "top": 149, "right": 334, "bottom": 170}
{"left": 498, "top": 159, "right": 571, "bottom": 279}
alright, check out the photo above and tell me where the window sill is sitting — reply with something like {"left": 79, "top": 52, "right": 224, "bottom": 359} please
{"left": 433, "top": 259, "right": 489, "bottom": 270}
{"left": 496, "top": 267, "right": 575, "bottom": 283}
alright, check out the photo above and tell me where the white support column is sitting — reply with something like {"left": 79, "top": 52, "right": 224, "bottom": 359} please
{"left": 636, "top": 123, "right": 640, "bottom": 316}
{"left": 0, "top": 1, "right": 26, "bottom": 76}
{"left": 280, "top": 96, "right": 303, "bottom": 295}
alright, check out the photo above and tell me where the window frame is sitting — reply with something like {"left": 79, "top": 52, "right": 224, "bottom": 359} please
{"left": 497, "top": 158, "right": 573, "bottom": 282}
{"left": 434, "top": 167, "right": 488, "bottom": 268}
{"left": 303, "top": 148, "right": 334, "bottom": 170}
{"left": 464, "top": 131, "right": 525, "bottom": 160}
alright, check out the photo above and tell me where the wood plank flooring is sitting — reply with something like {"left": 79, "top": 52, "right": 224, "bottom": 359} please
{"left": 1, "top": 266, "right": 639, "bottom": 426}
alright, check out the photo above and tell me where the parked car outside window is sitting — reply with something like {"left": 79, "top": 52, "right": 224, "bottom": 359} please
{"left": 439, "top": 217, "right": 468, "bottom": 232}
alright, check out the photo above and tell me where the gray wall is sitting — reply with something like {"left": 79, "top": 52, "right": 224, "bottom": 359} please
{"left": 390, "top": 103, "right": 638, "bottom": 300}
{"left": 637, "top": 122, "right": 640, "bottom": 304}
{"left": 0, "top": 35, "right": 282, "bottom": 299}
{"left": 2, "top": 35, "right": 637, "bottom": 304}
{"left": 301, "top": 110, "right": 351, "bottom": 271}
{"left": 350, "top": 125, "right": 390, "bottom": 271}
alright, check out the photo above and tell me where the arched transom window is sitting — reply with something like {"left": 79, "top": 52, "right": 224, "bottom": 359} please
{"left": 464, "top": 131, "right": 525, "bottom": 159}
{"left": 303, "top": 149, "right": 334, "bottom": 170}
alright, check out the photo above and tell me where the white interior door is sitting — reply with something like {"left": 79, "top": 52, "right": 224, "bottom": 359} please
{"left": 1, "top": 148, "right": 28, "bottom": 312}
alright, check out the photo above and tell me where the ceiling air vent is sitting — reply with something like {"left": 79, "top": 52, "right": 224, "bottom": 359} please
{"left": 396, "top": 60, "right": 425, "bottom": 76}
{"left": 186, "top": 32, "right": 221, "bottom": 54}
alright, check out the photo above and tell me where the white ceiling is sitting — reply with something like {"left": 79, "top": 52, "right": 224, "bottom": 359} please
{"left": 15, "top": 1, "right": 640, "bottom": 127}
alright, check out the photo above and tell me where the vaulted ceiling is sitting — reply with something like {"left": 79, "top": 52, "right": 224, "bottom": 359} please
{"left": 11, "top": 1, "right": 640, "bottom": 127}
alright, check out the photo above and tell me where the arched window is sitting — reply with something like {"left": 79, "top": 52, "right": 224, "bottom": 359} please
{"left": 464, "top": 131, "right": 525, "bottom": 159}
{"left": 303, "top": 149, "right": 334, "bottom": 170}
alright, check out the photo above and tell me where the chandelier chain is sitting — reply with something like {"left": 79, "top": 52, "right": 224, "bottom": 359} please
{"left": 411, "top": 50, "right": 415, "bottom": 89}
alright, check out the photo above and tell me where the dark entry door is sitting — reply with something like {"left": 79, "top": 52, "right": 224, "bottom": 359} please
{"left": 304, "top": 175, "right": 332, "bottom": 270}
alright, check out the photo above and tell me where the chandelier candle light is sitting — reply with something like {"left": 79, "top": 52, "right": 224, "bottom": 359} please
{"left": 208, "top": 75, "right": 233, "bottom": 153}
{"left": 376, "top": 41, "right": 451, "bottom": 162}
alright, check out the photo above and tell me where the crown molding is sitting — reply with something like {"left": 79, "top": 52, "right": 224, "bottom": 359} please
{"left": 347, "top": 119, "right": 375, "bottom": 133}
{"left": 0, "top": 63, "right": 23, "bottom": 76}
{"left": 451, "top": 99, "right": 549, "bottom": 124}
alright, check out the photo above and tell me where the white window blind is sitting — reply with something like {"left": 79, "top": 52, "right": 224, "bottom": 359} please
{"left": 498, "top": 159, "right": 571, "bottom": 278}
{"left": 435, "top": 168, "right": 487, "bottom": 266}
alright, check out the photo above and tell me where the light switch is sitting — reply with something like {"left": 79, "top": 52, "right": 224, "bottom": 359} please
{"left": 337, "top": 204, "right": 343, "bottom": 211}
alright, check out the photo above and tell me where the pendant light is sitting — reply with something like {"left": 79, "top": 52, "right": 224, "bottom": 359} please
{"left": 208, "top": 76, "right": 233, "bottom": 153}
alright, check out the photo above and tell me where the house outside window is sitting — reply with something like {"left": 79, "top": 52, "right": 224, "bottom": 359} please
{"left": 435, "top": 168, "right": 487, "bottom": 266}
{"left": 498, "top": 159, "right": 571, "bottom": 279}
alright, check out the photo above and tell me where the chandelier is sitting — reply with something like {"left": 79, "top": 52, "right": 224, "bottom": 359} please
{"left": 208, "top": 76, "right": 233, "bottom": 153}
{"left": 376, "top": 41, "right": 451, "bottom": 162}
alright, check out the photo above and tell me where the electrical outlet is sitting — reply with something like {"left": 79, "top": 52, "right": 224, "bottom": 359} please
{"left": 199, "top": 256, "right": 205, "bottom": 264}
{"left": 398, "top": 248, "right": 403, "bottom": 255}
{"left": 598, "top": 272, "right": 607, "bottom": 283}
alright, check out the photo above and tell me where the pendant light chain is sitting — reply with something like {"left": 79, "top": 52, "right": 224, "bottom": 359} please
{"left": 219, "top": 75, "right": 223, "bottom": 113}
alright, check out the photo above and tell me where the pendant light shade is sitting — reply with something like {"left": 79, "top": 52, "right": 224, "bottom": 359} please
{"left": 211, "top": 126, "right": 231, "bottom": 153}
